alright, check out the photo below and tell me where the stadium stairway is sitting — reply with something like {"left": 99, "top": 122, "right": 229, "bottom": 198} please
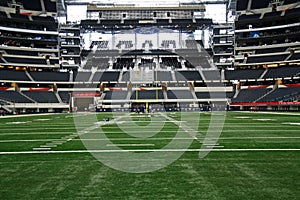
{"left": 89, "top": 71, "right": 95, "bottom": 82}
{"left": 232, "top": 90, "right": 240, "bottom": 99}
{"left": 1, "top": 105, "right": 12, "bottom": 113}
{"left": 171, "top": 71, "right": 176, "bottom": 81}
{"left": 198, "top": 69, "right": 206, "bottom": 81}
{"left": 118, "top": 71, "right": 124, "bottom": 82}
{"left": 126, "top": 90, "right": 132, "bottom": 100}
{"left": 295, "top": 71, "right": 300, "bottom": 77}
{"left": 191, "top": 89, "right": 198, "bottom": 100}
{"left": 259, "top": 69, "right": 268, "bottom": 79}
{"left": 25, "top": 71, "right": 35, "bottom": 81}
{"left": 55, "top": 92, "right": 64, "bottom": 103}
{"left": 255, "top": 88, "right": 275, "bottom": 102}
{"left": 163, "top": 90, "right": 168, "bottom": 100}
{"left": 20, "top": 91, "right": 37, "bottom": 103}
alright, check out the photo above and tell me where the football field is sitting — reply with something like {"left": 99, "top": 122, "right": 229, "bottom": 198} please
{"left": 0, "top": 111, "right": 299, "bottom": 199}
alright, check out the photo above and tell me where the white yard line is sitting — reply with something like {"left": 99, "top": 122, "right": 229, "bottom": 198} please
{"left": 106, "top": 144, "right": 155, "bottom": 147}
{"left": 0, "top": 113, "right": 62, "bottom": 119}
{"left": 0, "top": 149, "right": 300, "bottom": 155}
{"left": 1, "top": 136, "right": 300, "bottom": 143}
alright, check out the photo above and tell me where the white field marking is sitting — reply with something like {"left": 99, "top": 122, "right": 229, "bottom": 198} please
{"left": 109, "top": 120, "right": 187, "bottom": 123}
{"left": 1, "top": 128, "right": 300, "bottom": 136}
{"left": 1, "top": 148, "right": 300, "bottom": 155}
{"left": 0, "top": 132, "right": 75, "bottom": 136}
{"left": 5, "top": 121, "right": 29, "bottom": 125}
{"left": 106, "top": 144, "right": 155, "bottom": 147}
{"left": 33, "top": 147, "right": 51, "bottom": 150}
{"left": 40, "top": 144, "right": 57, "bottom": 148}
{"left": 0, "top": 124, "right": 75, "bottom": 127}
{"left": 160, "top": 112, "right": 199, "bottom": 139}
{"left": 1, "top": 136, "right": 300, "bottom": 143}
{"left": 0, "top": 127, "right": 76, "bottom": 131}
{"left": 0, "top": 139, "right": 55, "bottom": 143}
{"left": 204, "top": 145, "right": 224, "bottom": 148}
{"left": 203, "top": 143, "right": 224, "bottom": 148}
{"left": 0, "top": 113, "right": 61, "bottom": 119}
{"left": 253, "top": 118, "right": 276, "bottom": 121}
{"left": 235, "top": 116, "right": 251, "bottom": 119}
{"left": 282, "top": 122, "right": 300, "bottom": 126}
{"left": 34, "top": 119, "right": 51, "bottom": 121}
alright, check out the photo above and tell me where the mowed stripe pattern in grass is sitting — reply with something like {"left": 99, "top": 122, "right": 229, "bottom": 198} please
{"left": 0, "top": 112, "right": 299, "bottom": 199}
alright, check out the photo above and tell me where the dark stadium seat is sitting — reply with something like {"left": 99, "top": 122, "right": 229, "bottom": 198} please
{"left": 16, "top": 0, "right": 42, "bottom": 11}
{"left": 4, "top": 57, "right": 47, "bottom": 65}
{"left": 195, "top": 92, "right": 230, "bottom": 99}
{"left": 58, "top": 91, "right": 71, "bottom": 103}
{"left": 167, "top": 90, "right": 194, "bottom": 99}
{"left": 0, "top": 70, "right": 30, "bottom": 81}
{"left": 263, "top": 11, "right": 282, "bottom": 19}
{"left": 202, "top": 70, "right": 221, "bottom": 80}
{"left": 255, "top": 47, "right": 287, "bottom": 54}
{"left": 258, "top": 87, "right": 300, "bottom": 102}
{"left": 121, "top": 72, "right": 130, "bottom": 82}
{"left": 3, "top": 49, "right": 39, "bottom": 56}
{"left": 263, "top": 66, "right": 300, "bottom": 78}
{"left": 124, "top": 19, "right": 139, "bottom": 25}
{"left": 195, "top": 18, "right": 212, "bottom": 25}
{"left": 288, "top": 53, "right": 300, "bottom": 61}
{"left": 251, "top": 0, "right": 270, "bottom": 9}
{"left": 156, "top": 19, "right": 169, "bottom": 25}
{"left": 175, "top": 71, "right": 202, "bottom": 81}
{"left": 236, "top": 0, "right": 249, "bottom": 11}
{"left": 284, "top": 7, "right": 300, "bottom": 17}
{"left": 225, "top": 69, "right": 264, "bottom": 80}
{"left": 131, "top": 90, "right": 164, "bottom": 100}
{"left": 237, "top": 14, "right": 261, "bottom": 22}
{"left": 161, "top": 57, "right": 181, "bottom": 68}
{"left": 0, "top": 11, "right": 7, "bottom": 18}
{"left": 155, "top": 71, "right": 173, "bottom": 81}
{"left": 32, "top": 16, "right": 56, "bottom": 23}
{"left": 113, "top": 58, "right": 134, "bottom": 69}
{"left": 49, "top": 59, "right": 59, "bottom": 65}
{"left": 100, "top": 20, "right": 121, "bottom": 25}
{"left": 73, "top": 72, "right": 92, "bottom": 82}
{"left": 246, "top": 54, "right": 288, "bottom": 64}
{"left": 171, "top": 19, "right": 193, "bottom": 25}
{"left": 184, "top": 56, "right": 212, "bottom": 68}
{"left": 0, "top": 1, "right": 8, "bottom": 7}
{"left": 283, "top": 0, "right": 298, "bottom": 5}
{"left": 232, "top": 88, "right": 271, "bottom": 102}
{"left": 0, "top": 90, "right": 33, "bottom": 103}
{"left": 81, "top": 19, "right": 98, "bottom": 26}
{"left": 44, "top": 0, "right": 57, "bottom": 12}
{"left": 92, "top": 72, "right": 120, "bottom": 82}
{"left": 10, "top": 13, "right": 29, "bottom": 21}
{"left": 23, "top": 91, "right": 59, "bottom": 103}
{"left": 104, "top": 91, "right": 128, "bottom": 100}
{"left": 30, "top": 71, "right": 70, "bottom": 82}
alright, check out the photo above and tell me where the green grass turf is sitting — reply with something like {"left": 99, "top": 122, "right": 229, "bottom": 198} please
{"left": 0, "top": 111, "right": 299, "bottom": 199}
